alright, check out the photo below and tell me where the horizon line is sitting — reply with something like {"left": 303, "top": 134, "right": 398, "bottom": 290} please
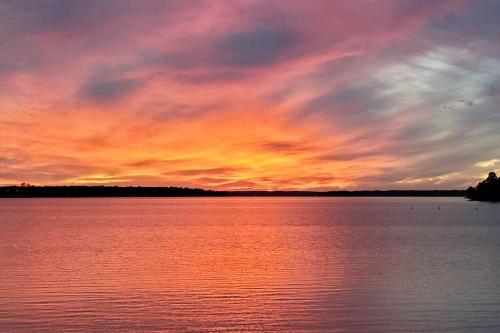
{"left": 0, "top": 184, "right": 467, "bottom": 198}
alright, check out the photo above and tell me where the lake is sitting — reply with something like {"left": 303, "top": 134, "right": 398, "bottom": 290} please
{"left": 0, "top": 197, "right": 499, "bottom": 332}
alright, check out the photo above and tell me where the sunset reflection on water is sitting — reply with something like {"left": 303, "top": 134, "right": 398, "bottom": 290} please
{"left": 1, "top": 197, "right": 499, "bottom": 332}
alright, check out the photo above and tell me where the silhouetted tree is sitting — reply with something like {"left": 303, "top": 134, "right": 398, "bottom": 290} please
{"left": 485, "top": 171, "right": 498, "bottom": 183}
{"left": 467, "top": 171, "right": 500, "bottom": 202}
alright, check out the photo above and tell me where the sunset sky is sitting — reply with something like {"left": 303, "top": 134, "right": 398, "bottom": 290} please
{"left": 1, "top": 0, "right": 500, "bottom": 190}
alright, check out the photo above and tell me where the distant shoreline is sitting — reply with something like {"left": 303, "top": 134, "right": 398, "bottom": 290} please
{"left": 0, "top": 186, "right": 466, "bottom": 198}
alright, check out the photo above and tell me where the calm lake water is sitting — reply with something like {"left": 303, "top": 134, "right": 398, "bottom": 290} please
{"left": 0, "top": 197, "right": 499, "bottom": 332}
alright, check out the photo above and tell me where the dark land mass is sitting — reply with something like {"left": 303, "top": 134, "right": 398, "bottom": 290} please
{"left": 0, "top": 185, "right": 466, "bottom": 198}
{"left": 466, "top": 172, "right": 500, "bottom": 202}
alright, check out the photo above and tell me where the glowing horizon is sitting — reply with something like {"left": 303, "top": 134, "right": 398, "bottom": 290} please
{"left": 1, "top": 0, "right": 500, "bottom": 190}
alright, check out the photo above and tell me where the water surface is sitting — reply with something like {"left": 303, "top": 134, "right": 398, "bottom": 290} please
{"left": 1, "top": 197, "right": 499, "bottom": 332}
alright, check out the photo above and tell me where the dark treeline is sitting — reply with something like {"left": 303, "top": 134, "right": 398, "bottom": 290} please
{"left": 0, "top": 185, "right": 217, "bottom": 198}
{"left": 466, "top": 172, "right": 500, "bottom": 202}
{"left": 0, "top": 185, "right": 465, "bottom": 198}
{"left": 234, "top": 190, "right": 465, "bottom": 197}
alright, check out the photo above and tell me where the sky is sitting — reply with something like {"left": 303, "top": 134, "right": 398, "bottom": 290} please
{"left": 1, "top": 0, "right": 500, "bottom": 190}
